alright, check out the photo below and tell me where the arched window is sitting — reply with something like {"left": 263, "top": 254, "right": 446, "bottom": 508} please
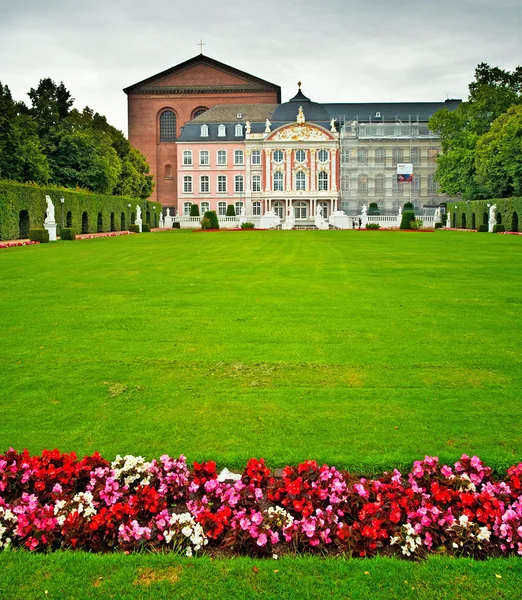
{"left": 357, "top": 148, "right": 368, "bottom": 164}
{"left": 183, "top": 176, "right": 192, "bottom": 193}
{"left": 273, "top": 171, "right": 283, "bottom": 191}
{"left": 375, "top": 148, "right": 385, "bottom": 164}
{"left": 295, "top": 149, "right": 306, "bottom": 163}
{"left": 193, "top": 107, "right": 208, "bottom": 119}
{"left": 183, "top": 202, "right": 192, "bottom": 216}
{"left": 199, "top": 150, "right": 209, "bottom": 166}
{"left": 318, "top": 171, "right": 329, "bottom": 191}
{"left": 235, "top": 201, "right": 243, "bottom": 215}
{"left": 235, "top": 175, "right": 244, "bottom": 193}
{"left": 253, "top": 201, "right": 261, "bottom": 216}
{"left": 165, "top": 164, "right": 173, "bottom": 178}
{"left": 201, "top": 201, "right": 210, "bottom": 214}
{"left": 200, "top": 176, "right": 210, "bottom": 193}
{"left": 273, "top": 150, "right": 284, "bottom": 163}
{"left": 273, "top": 201, "right": 285, "bottom": 218}
{"left": 296, "top": 171, "right": 306, "bottom": 191}
{"left": 375, "top": 174, "right": 385, "bottom": 194}
{"left": 160, "top": 110, "right": 176, "bottom": 142}
{"left": 182, "top": 150, "right": 192, "bottom": 166}
{"left": 357, "top": 174, "right": 368, "bottom": 194}
{"left": 295, "top": 201, "right": 307, "bottom": 219}
{"left": 200, "top": 124, "right": 209, "bottom": 137}
{"left": 218, "top": 201, "right": 227, "bottom": 216}
{"left": 235, "top": 124, "right": 243, "bottom": 136}
{"left": 234, "top": 150, "right": 244, "bottom": 165}
{"left": 218, "top": 124, "right": 226, "bottom": 137}
{"left": 318, "top": 149, "right": 329, "bottom": 163}
{"left": 392, "top": 147, "right": 403, "bottom": 165}
{"left": 218, "top": 176, "right": 227, "bottom": 193}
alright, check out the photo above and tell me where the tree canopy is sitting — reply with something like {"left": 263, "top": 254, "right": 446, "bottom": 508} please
{"left": 0, "top": 79, "right": 153, "bottom": 198}
{"left": 429, "top": 63, "right": 522, "bottom": 199}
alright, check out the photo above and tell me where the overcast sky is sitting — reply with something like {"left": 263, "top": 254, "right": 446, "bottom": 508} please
{"left": 1, "top": 0, "right": 520, "bottom": 134}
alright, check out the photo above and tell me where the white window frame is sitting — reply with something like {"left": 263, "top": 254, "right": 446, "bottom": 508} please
{"left": 273, "top": 201, "right": 285, "bottom": 218}
{"left": 295, "top": 201, "right": 307, "bottom": 219}
{"left": 217, "top": 150, "right": 227, "bottom": 166}
{"left": 318, "top": 149, "right": 328, "bottom": 163}
{"left": 252, "top": 174, "right": 261, "bottom": 192}
{"left": 182, "top": 150, "right": 193, "bottom": 166}
{"left": 200, "top": 124, "right": 209, "bottom": 137}
{"left": 217, "top": 175, "right": 227, "bottom": 193}
{"left": 273, "top": 150, "right": 283, "bottom": 163}
{"left": 199, "top": 150, "right": 209, "bottom": 166}
{"left": 201, "top": 201, "right": 210, "bottom": 214}
{"left": 251, "top": 150, "right": 261, "bottom": 165}
{"left": 183, "top": 175, "right": 193, "bottom": 193}
{"left": 235, "top": 175, "right": 244, "bottom": 193}
{"left": 183, "top": 202, "right": 192, "bottom": 216}
{"left": 234, "top": 150, "right": 244, "bottom": 165}
{"left": 235, "top": 124, "right": 243, "bottom": 137}
{"left": 218, "top": 124, "right": 226, "bottom": 137}
{"left": 218, "top": 201, "right": 227, "bottom": 216}
{"left": 200, "top": 175, "right": 210, "bottom": 194}
{"left": 295, "top": 171, "right": 306, "bottom": 191}
{"left": 318, "top": 171, "right": 329, "bottom": 191}
{"left": 253, "top": 201, "right": 261, "bottom": 216}
{"left": 295, "top": 149, "right": 306, "bottom": 163}
{"left": 273, "top": 171, "right": 283, "bottom": 192}
{"left": 235, "top": 201, "right": 243, "bottom": 215}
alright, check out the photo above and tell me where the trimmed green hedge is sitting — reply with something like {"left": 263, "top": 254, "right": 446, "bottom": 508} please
{"left": 448, "top": 197, "right": 522, "bottom": 232}
{"left": 128, "top": 224, "right": 140, "bottom": 233}
{"left": 60, "top": 228, "right": 76, "bottom": 240}
{"left": 0, "top": 180, "right": 160, "bottom": 241}
{"left": 142, "top": 224, "right": 151, "bottom": 233}
{"left": 28, "top": 229, "right": 49, "bottom": 243}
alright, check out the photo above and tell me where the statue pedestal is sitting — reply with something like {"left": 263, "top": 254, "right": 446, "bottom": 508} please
{"left": 164, "top": 216, "right": 173, "bottom": 228}
{"left": 488, "top": 219, "right": 496, "bottom": 233}
{"left": 281, "top": 217, "right": 295, "bottom": 230}
{"left": 259, "top": 213, "right": 280, "bottom": 229}
{"left": 361, "top": 215, "right": 368, "bottom": 228}
{"left": 44, "top": 221, "right": 57, "bottom": 241}
{"left": 315, "top": 217, "right": 329, "bottom": 230}
{"left": 136, "top": 218, "right": 143, "bottom": 232}
{"left": 329, "top": 212, "right": 349, "bottom": 229}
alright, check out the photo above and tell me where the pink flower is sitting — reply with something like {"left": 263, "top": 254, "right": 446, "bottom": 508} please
{"left": 441, "top": 465, "right": 453, "bottom": 478}
{"left": 256, "top": 533, "right": 268, "bottom": 546}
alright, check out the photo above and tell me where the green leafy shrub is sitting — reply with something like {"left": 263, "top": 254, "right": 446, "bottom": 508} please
{"left": 478, "top": 224, "right": 488, "bottom": 232}
{"left": 28, "top": 228, "right": 49, "bottom": 243}
{"left": 226, "top": 204, "right": 236, "bottom": 217}
{"left": 172, "top": 222, "right": 180, "bottom": 229}
{"left": 142, "top": 223, "right": 151, "bottom": 232}
{"left": 240, "top": 222, "right": 255, "bottom": 229}
{"left": 493, "top": 224, "right": 505, "bottom": 233}
{"left": 368, "top": 202, "right": 380, "bottom": 215}
{"left": 400, "top": 211, "right": 415, "bottom": 229}
{"left": 365, "top": 223, "right": 380, "bottom": 229}
{"left": 60, "top": 228, "right": 76, "bottom": 240}
{"left": 189, "top": 204, "right": 200, "bottom": 217}
{"left": 435, "top": 222, "right": 443, "bottom": 229}
{"left": 128, "top": 224, "right": 140, "bottom": 233}
{"left": 204, "top": 211, "right": 219, "bottom": 229}
{"left": 200, "top": 217, "right": 211, "bottom": 230}
{"left": 403, "top": 202, "right": 414, "bottom": 211}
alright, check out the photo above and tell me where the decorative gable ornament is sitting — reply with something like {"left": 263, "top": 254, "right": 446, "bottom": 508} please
{"left": 297, "top": 106, "right": 305, "bottom": 124}
{"left": 270, "top": 124, "right": 331, "bottom": 142}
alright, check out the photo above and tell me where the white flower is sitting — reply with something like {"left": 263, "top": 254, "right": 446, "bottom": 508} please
{"left": 453, "top": 542, "right": 459, "bottom": 548}
{"left": 459, "top": 515, "right": 469, "bottom": 527}
{"left": 477, "top": 527, "right": 491, "bottom": 542}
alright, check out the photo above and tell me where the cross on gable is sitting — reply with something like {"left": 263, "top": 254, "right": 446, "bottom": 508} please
{"left": 198, "top": 39, "right": 206, "bottom": 54}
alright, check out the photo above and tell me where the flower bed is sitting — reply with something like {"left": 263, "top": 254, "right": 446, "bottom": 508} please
{"left": 1, "top": 449, "right": 521, "bottom": 559}
{"left": 76, "top": 231, "right": 136, "bottom": 240}
{"left": 0, "top": 240, "right": 39, "bottom": 249}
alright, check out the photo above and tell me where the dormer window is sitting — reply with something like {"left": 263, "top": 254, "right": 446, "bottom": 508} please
{"left": 375, "top": 112, "right": 381, "bottom": 118}
{"left": 200, "top": 124, "right": 209, "bottom": 137}
{"left": 235, "top": 124, "right": 243, "bottom": 136}
{"left": 218, "top": 124, "right": 226, "bottom": 137}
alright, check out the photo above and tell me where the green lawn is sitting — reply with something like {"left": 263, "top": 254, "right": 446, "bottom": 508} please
{"left": 1, "top": 552, "right": 521, "bottom": 599}
{"left": 1, "top": 230, "right": 521, "bottom": 472}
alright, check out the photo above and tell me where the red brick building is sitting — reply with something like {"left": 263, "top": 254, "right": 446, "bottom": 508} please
{"left": 124, "top": 55, "right": 281, "bottom": 206}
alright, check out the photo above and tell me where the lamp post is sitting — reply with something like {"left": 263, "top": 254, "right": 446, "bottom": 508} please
{"left": 60, "top": 197, "right": 64, "bottom": 228}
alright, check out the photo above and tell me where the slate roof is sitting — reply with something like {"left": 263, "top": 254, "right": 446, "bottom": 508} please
{"left": 123, "top": 55, "right": 281, "bottom": 101}
{"left": 323, "top": 100, "right": 461, "bottom": 122}
{"left": 190, "top": 104, "right": 278, "bottom": 123}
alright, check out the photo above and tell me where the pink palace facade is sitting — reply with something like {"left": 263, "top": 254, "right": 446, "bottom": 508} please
{"left": 176, "top": 87, "right": 341, "bottom": 223}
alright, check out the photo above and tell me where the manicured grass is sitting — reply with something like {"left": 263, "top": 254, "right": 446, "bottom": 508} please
{"left": 0, "top": 230, "right": 521, "bottom": 472}
{"left": 1, "top": 552, "right": 521, "bottom": 599}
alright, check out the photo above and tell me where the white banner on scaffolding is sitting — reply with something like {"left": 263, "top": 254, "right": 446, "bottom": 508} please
{"left": 397, "top": 163, "right": 413, "bottom": 183}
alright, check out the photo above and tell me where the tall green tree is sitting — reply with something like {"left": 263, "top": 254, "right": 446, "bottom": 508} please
{"left": 475, "top": 104, "right": 522, "bottom": 198}
{"left": 429, "top": 63, "right": 522, "bottom": 199}
{"left": 0, "top": 82, "right": 50, "bottom": 184}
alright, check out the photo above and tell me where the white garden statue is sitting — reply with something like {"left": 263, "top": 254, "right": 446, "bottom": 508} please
{"left": 488, "top": 204, "right": 497, "bottom": 232}
{"left": 265, "top": 119, "right": 271, "bottom": 133}
{"left": 361, "top": 204, "right": 368, "bottom": 216}
{"left": 245, "top": 121, "right": 251, "bottom": 134}
{"left": 330, "top": 118, "right": 337, "bottom": 133}
{"left": 44, "top": 195, "right": 55, "bottom": 223}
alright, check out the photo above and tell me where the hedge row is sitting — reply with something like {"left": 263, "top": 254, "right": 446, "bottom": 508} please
{"left": 0, "top": 180, "right": 161, "bottom": 241}
{"left": 446, "top": 197, "right": 522, "bottom": 232}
